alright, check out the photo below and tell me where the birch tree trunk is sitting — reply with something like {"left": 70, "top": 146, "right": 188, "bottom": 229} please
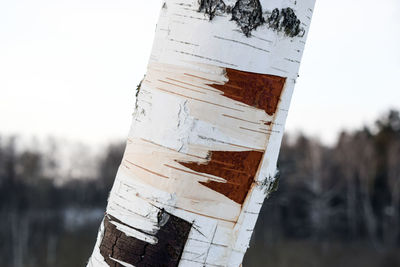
{"left": 87, "top": 0, "right": 315, "bottom": 266}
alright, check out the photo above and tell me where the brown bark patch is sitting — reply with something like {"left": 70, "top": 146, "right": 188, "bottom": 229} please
{"left": 100, "top": 212, "right": 191, "bottom": 267}
{"left": 210, "top": 68, "right": 286, "bottom": 116}
{"left": 177, "top": 150, "right": 263, "bottom": 204}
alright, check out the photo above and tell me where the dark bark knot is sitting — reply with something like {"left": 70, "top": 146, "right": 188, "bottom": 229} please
{"left": 198, "top": 0, "right": 227, "bottom": 20}
{"left": 266, "top": 8, "right": 305, "bottom": 38}
{"left": 231, "top": 0, "right": 264, "bottom": 37}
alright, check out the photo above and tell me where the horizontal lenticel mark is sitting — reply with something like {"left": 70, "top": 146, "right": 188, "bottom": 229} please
{"left": 158, "top": 79, "right": 206, "bottom": 94}
{"left": 124, "top": 159, "right": 170, "bottom": 179}
{"left": 156, "top": 87, "right": 245, "bottom": 112}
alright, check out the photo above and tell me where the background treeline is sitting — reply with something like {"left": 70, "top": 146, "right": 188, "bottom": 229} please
{"left": 245, "top": 110, "right": 400, "bottom": 267}
{"left": 1, "top": 110, "right": 400, "bottom": 267}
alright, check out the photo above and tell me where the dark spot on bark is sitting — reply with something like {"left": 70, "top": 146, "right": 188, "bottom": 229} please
{"left": 209, "top": 68, "right": 286, "bottom": 116}
{"left": 268, "top": 170, "right": 280, "bottom": 193}
{"left": 135, "top": 79, "right": 143, "bottom": 99}
{"left": 269, "top": 174, "right": 280, "bottom": 193}
{"left": 99, "top": 213, "right": 191, "bottom": 267}
{"left": 198, "top": 0, "right": 227, "bottom": 20}
{"left": 231, "top": 0, "right": 264, "bottom": 37}
{"left": 260, "top": 170, "right": 280, "bottom": 198}
{"left": 266, "top": 8, "right": 305, "bottom": 37}
{"left": 177, "top": 150, "right": 264, "bottom": 204}
{"left": 134, "top": 78, "right": 144, "bottom": 111}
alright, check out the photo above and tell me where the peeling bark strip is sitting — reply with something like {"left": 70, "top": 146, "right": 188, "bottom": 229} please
{"left": 177, "top": 150, "right": 263, "bottom": 204}
{"left": 211, "top": 68, "right": 286, "bottom": 116}
{"left": 198, "top": 0, "right": 305, "bottom": 37}
{"left": 100, "top": 213, "right": 191, "bottom": 267}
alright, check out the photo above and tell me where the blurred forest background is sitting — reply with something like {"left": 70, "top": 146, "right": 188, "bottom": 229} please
{"left": 1, "top": 109, "right": 400, "bottom": 267}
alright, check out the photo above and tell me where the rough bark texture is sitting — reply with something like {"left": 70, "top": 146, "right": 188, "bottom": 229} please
{"left": 199, "top": 0, "right": 227, "bottom": 20}
{"left": 199, "top": 0, "right": 305, "bottom": 37}
{"left": 266, "top": 8, "right": 305, "bottom": 37}
{"left": 231, "top": 0, "right": 265, "bottom": 37}
{"left": 100, "top": 213, "right": 191, "bottom": 267}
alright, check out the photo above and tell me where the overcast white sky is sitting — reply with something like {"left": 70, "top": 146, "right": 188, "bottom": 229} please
{"left": 1, "top": 0, "right": 399, "bottom": 146}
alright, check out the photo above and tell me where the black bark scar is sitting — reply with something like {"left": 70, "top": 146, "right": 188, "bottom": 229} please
{"left": 99, "top": 212, "right": 191, "bottom": 267}
{"left": 198, "top": 0, "right": 305, "bottom": 38}
{"left": 198, "top": 0, "right": 227, "bottom": 20}
{"left": 266, "top": 8, "right": 305, "bottom": 37}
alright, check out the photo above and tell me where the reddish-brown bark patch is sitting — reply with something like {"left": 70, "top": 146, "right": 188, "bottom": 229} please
{"left": 177, "top": 150, "right": 264, "bottom": 204}
{"left": 210, "top": 68, "right": 286, "bottom": 116}
{"left": 100, "top": 212, "right": 191, "bottom": 267}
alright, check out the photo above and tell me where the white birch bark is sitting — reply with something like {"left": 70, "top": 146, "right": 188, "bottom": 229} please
{"left": 87, "top": 0, "right": 316, "bottom": 266}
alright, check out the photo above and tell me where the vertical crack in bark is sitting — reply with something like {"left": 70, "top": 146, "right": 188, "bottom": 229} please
{"left": 139, "top": 242, "right": 149, "bottom": 265}
{"left": 110, "top": 230, "right": 122, "bottom": 263}
{"left": 99, "top": 212, "right": 191, "bottom": 266}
